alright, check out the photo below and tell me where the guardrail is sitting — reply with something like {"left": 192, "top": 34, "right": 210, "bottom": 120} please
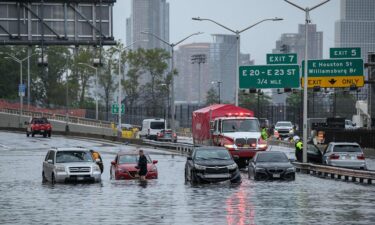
{"left": 0, "top": 108, "right": 112, "bottom": 128}
{"left": 143, "top": 139, "right": 195, "bottom": 155}
{"left": 293, "top": 162, "right": 375, "bottom": 184}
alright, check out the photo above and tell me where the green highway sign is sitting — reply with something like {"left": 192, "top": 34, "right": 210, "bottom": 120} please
{"left": 302, "top": 59, "right": 364, "bottom": 77}
{"left": 239, "top": 65, "right": 300, "bottom": 89}
{"left": 111, "top": 103, "right": 125, "bottom": 114}
{"left": 266, "top": 53, "right": 297, "bottom": 64}
{"left": 330, "top": 47, "right": 361, "bottom": 59}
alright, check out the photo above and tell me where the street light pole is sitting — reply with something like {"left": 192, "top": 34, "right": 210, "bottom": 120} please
{"left": 284, "top": 0, "right": 330, "bottom": 163}
{"left": 78, "top": 62, "right": 98, "bottom": 120}
{"left": 141, "top": 31, "right": 202, "bottom": 139}
{"left": 192, "top": 17, "right": 283, "bottom": 106}
{"left": 1, "top": 52, "right": 36, "bottom": 127}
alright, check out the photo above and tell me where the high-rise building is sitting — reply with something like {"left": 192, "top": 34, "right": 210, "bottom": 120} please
{"left": 175, "top": 43, "right": 211, "bottom": 103}
{"left": 271, "top": 24, "right": 323, "bottom": 104}
{"left": 126, "top": 0, "right": 169, "bottom": 50}
{"left": 273, "top": 24, "right": 323, "bottom": 64}
{"left": 335, "top": 0, "right": 375, "bottom": 63}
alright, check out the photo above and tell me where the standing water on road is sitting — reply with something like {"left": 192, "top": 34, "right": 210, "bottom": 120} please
{"left": 0, "top": 132, "right": 374, "bottom": 225}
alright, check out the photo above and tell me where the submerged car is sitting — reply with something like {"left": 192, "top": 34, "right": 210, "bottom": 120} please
{"left": 322, "top": 142, "right": 367, "bottom": 170}
{"left": 268, "top": 144, "right": 322, "bottom": 164}
{"left": 185, "top": 147, "right": 241, "bottom": 184}
{"left": 26, "top": 117, "right": 52, "bottom": 138}
{"left": 248, "top": 151, "right": 295, "bottom": 181}
{"left": 110, "top": 151, "right": 158, "bottom": 180}
{"left": 42, "top": 148, "right": 102, "bottom": 184}
{"left": 156, "top": 129, "right": 177, "bottom": 143}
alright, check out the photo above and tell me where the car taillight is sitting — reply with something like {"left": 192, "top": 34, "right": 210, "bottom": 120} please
{"left": 357, "top": 154, "right": 365, "bottom": 160}
{"left": 329, "top": 154, "right": 340, "bottom": 160}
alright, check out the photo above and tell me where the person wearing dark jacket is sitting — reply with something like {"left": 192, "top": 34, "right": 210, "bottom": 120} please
{"left": 137, "top": 150, "right": 148, "bottom": 181}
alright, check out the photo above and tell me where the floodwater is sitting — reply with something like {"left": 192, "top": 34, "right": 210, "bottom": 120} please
{"left": 0, "top": 132, "right": 374, "bottom": 225}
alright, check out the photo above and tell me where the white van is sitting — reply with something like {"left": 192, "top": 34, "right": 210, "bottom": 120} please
{"left": 140, "top": 119, "right": 166, "bottom": 140}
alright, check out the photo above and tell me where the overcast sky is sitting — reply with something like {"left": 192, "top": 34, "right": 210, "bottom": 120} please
{"left": 113, "top": 0, "right": 340, "bottom": 64}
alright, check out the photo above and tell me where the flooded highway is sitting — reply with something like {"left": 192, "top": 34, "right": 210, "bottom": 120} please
{"left": 0, "top": 131, "right": 375, "bottom": 225}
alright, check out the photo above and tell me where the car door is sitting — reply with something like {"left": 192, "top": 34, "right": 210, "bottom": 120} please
{"left": 43, "top": 151, "right": 51, "bottom": 179}
{"left": 45, "top": 151, "right": 56, "bottom": 180}
{"left": 307, "top": 145, "right": 322, "bottom": 164}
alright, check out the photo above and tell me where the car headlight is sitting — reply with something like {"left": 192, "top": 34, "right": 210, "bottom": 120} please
{"left": 194, "top": 164, "right": 206, "bottom": 170}
{"left": 227, "top": 163, "right": 238, "bottom": 170}
{"left": 55, "top": 166, "right": 66, "bottom": 172}
{"left": 93, "top": 165, "right": 101, "bottom": 172}
{"left": 286, "top": 167, "right": 296, "bottom": 172}
{"left": 289, "top": 129, "right": 294, "bottom": 133}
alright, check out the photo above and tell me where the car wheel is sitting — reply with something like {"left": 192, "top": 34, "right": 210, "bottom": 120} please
{"left": 51, "top": 173, "right": 56, "bottom": 184}
{"left": 31, "top": 132, "right": 35, "bottom": 137}
{"left": 190, "top": 171, "right": 198, "bottom": 185}
{"left": 26, "top": 132, "right": 29, "bottom": 137}
{"left": 42, "top": 171, "right": 47, "bottom": 183}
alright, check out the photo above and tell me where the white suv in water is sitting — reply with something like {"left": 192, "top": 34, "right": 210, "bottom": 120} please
{"left": 275, "top": 121, "right": 294, "bottom": 139}
{"left": 42, "top": 148, "right": 102, "bottom": 183}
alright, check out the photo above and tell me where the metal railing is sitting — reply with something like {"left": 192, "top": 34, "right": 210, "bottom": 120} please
{"left": 0, "top": 108, "right": 112, "bottom": 128}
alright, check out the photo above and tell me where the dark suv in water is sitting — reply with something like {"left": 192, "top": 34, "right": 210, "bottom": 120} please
{"left": 185, "top": 147, "right": 241, "bottom": 184}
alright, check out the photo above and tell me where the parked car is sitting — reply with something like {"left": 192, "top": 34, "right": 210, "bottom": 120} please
{"left": 268, "top": 144, "right": 322, "bottom": 164}
{"left": 26, "top": 117, "right": 52, "bottom": 138}
{"left": 42, "top": 148, "right": 102, "bottom": 184}
{"left": 248, "top": 151, "right": 295, "bottom": 181}
{"left": 139, "top": 118, "right": 166, "bottom": 140}
{"left": 322, "top": 142, "right": 367, "bottom": 170}
{"left": 185, "top": 147, "right": 241, "bottom": 184}
{"left": 156, "top": 129, "right": 177, "bottom": 143}
{"left": 274, "top": 121, "right": 294, "bottom": 139}
{"left": 110, "top": 151, "right": 158, "bottom": 180}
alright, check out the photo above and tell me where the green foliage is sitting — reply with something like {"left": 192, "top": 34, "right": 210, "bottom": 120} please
{"left": 205, "top": 87, "right": 219, "bottom": 105}
{"left": 239, "top": 91, "right": 271, "bottom": 112}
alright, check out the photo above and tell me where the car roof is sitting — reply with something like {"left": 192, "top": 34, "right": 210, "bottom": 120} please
{"left": 52, "top": 147, "right": 90, "bottom": 152}
{"left": 257, "top": 151, "right": 287, "bottom": 155}
{"left": 194, "top": 146, "right": 227, "bottom": 151}
{"left": 117, "top": 151, "right": 149, "bottom": 156}
{"left": 329, "top": 142, "right": 359, "bottom": 146}
{"left": 276, "top": 121, "right": 292, "bottom": 124}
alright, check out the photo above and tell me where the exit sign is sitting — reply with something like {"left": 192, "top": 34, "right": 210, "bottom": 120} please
{"left": 330, "top": 47, "right": 361, "bottom": 59}
{"left": 266, "top": 53, "right": 297, "bottom": 65}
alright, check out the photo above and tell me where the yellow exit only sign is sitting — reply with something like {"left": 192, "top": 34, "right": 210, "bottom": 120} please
{"left": 301, "top": 76, "right": 364, "bottom": 88}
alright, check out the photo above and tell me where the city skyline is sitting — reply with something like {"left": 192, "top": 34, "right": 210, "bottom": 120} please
{"left": 113, "top": 0, "right": 339, "bottom": 65}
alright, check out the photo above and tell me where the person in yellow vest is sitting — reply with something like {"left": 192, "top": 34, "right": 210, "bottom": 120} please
{"left": 90, "top": 150, "right": 103, "bottom": 173}
{"left": 294, "top": 136, "right": 303, "bottom": 162}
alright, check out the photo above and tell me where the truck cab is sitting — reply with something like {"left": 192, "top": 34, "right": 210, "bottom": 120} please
{"left": 211, "top": 115, "right": 266, "bottom": 168}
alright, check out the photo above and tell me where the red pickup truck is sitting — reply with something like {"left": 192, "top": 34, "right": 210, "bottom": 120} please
{"left": 26, "top": 117, "right": 52, "bottom": 138}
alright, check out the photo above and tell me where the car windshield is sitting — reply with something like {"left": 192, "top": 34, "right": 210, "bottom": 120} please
{"left": 118, "top": 155, "right": 151, "bottom": 164}
{"left": 276, "top": 122, "right": 292, "bottom": 127}
{"left": 194, "top": 149, "right": 231, "bottom": 160}
{"left": 32, "top": 118, "right": 49, "bottom": 124}
{"left": 333, "top": 145, "right": 362, "bottom": 153}
{"left": 56, "top": 151, "right": 93, "bottom": 163}
{"left": 222, "top": 119, "right": 259, "bottom": 133}
{"left": 150, "top": 121, "right": 165, "bottom": 129}
{"left": 256, "top": 152, "right": 289, "bottom": 163}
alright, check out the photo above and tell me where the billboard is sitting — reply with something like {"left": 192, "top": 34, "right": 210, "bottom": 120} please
{"left": 0, "top": 0, "right": 116, "bottom": 45}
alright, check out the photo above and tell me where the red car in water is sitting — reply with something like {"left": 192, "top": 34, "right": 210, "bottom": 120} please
{"left": 26, "top": 117, "right": 52, "bottom": 138}
{"left": 110, "top": 151, "right": 158, "bottom": 180}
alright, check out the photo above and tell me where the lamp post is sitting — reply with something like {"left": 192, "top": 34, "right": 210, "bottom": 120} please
{"left": 192, "top": 17, "right": 283, "bottom": 106}
{"left": 1, "top": 52, "right": 36, "bottom": 127}
{"left": 211, "top": 81, "right": 222, "bottom": 104}
{"left": 191, "top": 54, "right": 206, "bottom": 106}
{"left": 78, "top": 62, "right": 98, "bottom": 120}
{"left": 284, "top": 0, "right": 330, "bottom": 163}
{"left": 141, "top": 31, "right": 202, "bottom": 139}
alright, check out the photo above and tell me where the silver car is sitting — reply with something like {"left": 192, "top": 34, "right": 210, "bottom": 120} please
{"left": 322, "top": 142, "right": 367, "bottom": 170}
{"left": 42, "top": 148, "right": 102, "bottom": 183}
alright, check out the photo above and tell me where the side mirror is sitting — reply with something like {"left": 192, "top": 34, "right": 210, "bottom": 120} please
{"left": 233, "top": 155, "right": 240, "bottom": 160}
{"left": 152, "top": 160, "right": 158, "bottom": 164}
{"left": 187, "top": 156, "right": 192, "bottom": 160}
{"left": 111, "top": 161, "right": 116, "bottom": 165}
{"left": 47, "top": 159, "right": 53, "bottom": 164}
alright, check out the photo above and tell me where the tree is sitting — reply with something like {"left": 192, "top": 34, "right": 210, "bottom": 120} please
{"left": 205, "top": 87, "right": 219, "bottom": 105}
{"left": 239, "top": 91, "right": 271, "bottom": 114}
